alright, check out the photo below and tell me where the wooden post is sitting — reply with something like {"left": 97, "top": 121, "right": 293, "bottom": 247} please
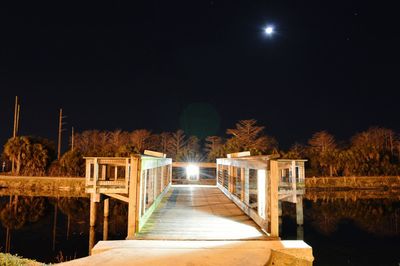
{"left": 103, "top": 198, "right": 109, "bottom": 240}
{"left": 269, "top": 160, "right": 279, "bottom": 237}
{"left": 291, "top": 160, "right": 297, "bottom": 192}
{"left": 90, "top": 194, "right": 97, "bottom": 227}
{"left": 240, "top": 168, "right": 245, "bottom": 200}
{"left": 229, "top": 166, "right": 234, "bottom": 193}
{"left": 127, "top": 156, "right": 140, "bottom": 239}
{"left": 142, "top": 169, "right": 147, "bottom": 215}
{"left": 216, "top": 163, "right": 219, "bottom": 186}
{"left": 89, "top": 226, "right": 95, "bottom": 255}
{"left": 160, "top": 166, "right": 164, "bottom": 193}
{"left": 93, "top": 158, "right": 99, "bottom": 194}
{"left": 297, "top": 225, "right": 304, "bottom": 240}
{"left": 169, "top": 164, "right": 172, "bottom": 184}
{"left": 220, "top": 164, "right": 224, "bottom": 187}
{"left": 85, "top": 160, "right": 91, "bottom": 189}
{"left": 257, "top": 169, "right": 266, "bottom": 220}
{"left": 114, "top": 166, "right": 118, "bottom": 181}
{"left": 296, "top": 195, "right": 304, "bottom": 226}
{"left": 101, "top": 165, "right": 106, "bottom": 180}
{"left": 244, "top": 168, "right": 250, "bottom": 205}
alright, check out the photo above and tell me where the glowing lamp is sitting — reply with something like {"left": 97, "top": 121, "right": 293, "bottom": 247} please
{"left": 186, "top": 164, "right": 199, "bottom": 177}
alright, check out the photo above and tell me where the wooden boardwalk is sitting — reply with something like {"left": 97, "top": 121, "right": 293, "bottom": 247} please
{"left": 136, "top": 185, "right": 270, "bottom": 240}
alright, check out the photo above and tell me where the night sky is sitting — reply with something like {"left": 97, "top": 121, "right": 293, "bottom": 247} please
{"left": 1, "top": 1, "right": 399, "bottom": 151}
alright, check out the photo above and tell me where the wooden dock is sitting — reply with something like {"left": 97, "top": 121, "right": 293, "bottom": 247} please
{"left": 79, "top": 152, "right": 313, "bottom": 265}
{"left": 136, "top": 185, "right": 271, "bottom": 240}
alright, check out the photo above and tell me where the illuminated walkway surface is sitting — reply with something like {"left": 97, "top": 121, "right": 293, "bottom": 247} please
{"left": 136, "top": 185, "right": 269, "bottom": 240}
{"left": 60, "top": 240, "right": 313, "bottom": 266}
{"left": 60, "top": 185, "right": 314, "bottom": 265}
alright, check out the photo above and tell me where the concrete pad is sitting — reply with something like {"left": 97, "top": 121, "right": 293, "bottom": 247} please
{"left": 58, "top": 240, "right": 313, "bottom": 266}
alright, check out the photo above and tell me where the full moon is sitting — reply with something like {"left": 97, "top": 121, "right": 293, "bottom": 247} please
{"left": 265, "top": 26, "right": 274, "bottom": 35}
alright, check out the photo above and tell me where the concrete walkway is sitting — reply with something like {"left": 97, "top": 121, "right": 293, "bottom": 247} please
{"left": 60, "top": 240, "right": 313, "bottom": 266}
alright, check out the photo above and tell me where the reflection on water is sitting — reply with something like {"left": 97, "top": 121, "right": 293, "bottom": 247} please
{"left": 281, "top": 190, "right": 400, "bottom": 266}
{"left": 0, "top": 195, "right": 128, "bottom": 263}
{"left": 0, "top": 190, "right": 399, "bottom": 265}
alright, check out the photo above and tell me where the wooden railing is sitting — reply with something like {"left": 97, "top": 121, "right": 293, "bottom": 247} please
{"left": 85, "top": 157, "right": 130, "bottom": 194}
{"left": 85, "top": 152, "right": 172, "bottom": 240}
{"left": 216, "top": 156, "right": 279, "bottom": 237}
{"left": 136, "top": 155, "right": 172, "bottom": 231}
{"left": 277, "top": 159, "right": 307, "bottom": 203}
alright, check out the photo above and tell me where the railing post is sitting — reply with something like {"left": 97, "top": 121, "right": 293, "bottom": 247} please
{"left": 244, "top": 167, "right": 250, "bottom": 205}
{"left": 127, "top": 156, "right": 139, "bottom": 239}
{"left": 220, "top": 164, "right": 224, "bottom": 187}
{"left": 125, "top": 158, "right": 130, "bottom": 192}
{"left": 85, "top": 159, "right": 91, "bottom": 188}
{"left": 240, "top": 167, "right": 245, "bottom": 200}
{"left": 101, "top": 165, "right": 106, "bottom": 180}
{"left": 227, "top": 165, "right": 232, "bottom": 192}
{"left": 93, "top": 158, "right": 99, "bottom": 193}
{"left": 169, "top": 164, "right": 172, "bottom": 184}
{"left": 257, "top": 169, "right": 266, "bottom": 219}
{"left": 269, "top": 160, "right": 279, "bottom": 237}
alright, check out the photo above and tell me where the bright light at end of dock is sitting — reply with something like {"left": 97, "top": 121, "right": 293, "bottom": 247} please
{"left": 186, "top": 164, "right": 199, "bottom": 177}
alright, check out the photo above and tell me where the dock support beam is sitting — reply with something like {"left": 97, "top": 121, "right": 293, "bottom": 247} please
{"left": 89, "top": 193, "right": 99, "bottom": 255}
{"left": 296, "top": 196, "right": 304, "bottom": 226}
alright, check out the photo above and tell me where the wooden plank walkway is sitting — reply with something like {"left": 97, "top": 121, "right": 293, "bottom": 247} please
{"left": 136, "top": 185, "right": 270, "bottom": 240}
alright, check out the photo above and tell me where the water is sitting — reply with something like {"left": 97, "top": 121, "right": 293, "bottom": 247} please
{"left": 0, "top": 192, "right": 399, "bottom": 265}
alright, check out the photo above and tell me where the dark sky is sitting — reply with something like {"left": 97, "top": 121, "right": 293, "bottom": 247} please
{"left": 1, "top": 1, "right": 399, "bottom": 151}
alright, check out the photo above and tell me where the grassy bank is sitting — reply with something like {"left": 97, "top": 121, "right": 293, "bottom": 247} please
{"left": 0, "top": 176, "right": 86, "bottom": 198}
{"left": 0, "top": 253, "right": 43, "bottom": 266}
{"left": 305, "top": 176, "right": 400, "bottom": 190}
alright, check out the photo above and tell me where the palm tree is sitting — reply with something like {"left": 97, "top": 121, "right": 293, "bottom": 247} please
{"left": 4, "top": 136, "right": 30, "bottom": 175}
{"left": 23, "top": 143, "right": 49, "bottom": 176}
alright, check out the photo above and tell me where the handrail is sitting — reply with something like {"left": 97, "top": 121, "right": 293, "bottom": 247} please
{"left": 84, "top": 154, "right": 172, "bottom": 239}
{"left": 137, "top": 156, "right": 172, "bottom": 231}
{"left": 216, "top": 156, "right": 279, "bottom": 237}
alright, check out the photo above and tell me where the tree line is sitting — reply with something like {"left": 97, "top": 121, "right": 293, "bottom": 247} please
{"left": 284, "top": 128, "right": 400, "bottom": 176}
{"left": 2, "top": 119, "right": 400, "bottom": 177}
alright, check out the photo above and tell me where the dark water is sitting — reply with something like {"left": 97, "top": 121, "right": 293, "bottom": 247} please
{"left": 0, "top": 192, "right": 399, "bottom": 265}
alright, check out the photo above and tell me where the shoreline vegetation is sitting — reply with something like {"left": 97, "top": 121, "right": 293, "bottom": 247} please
{"left": 0, "top": 175, "right": 399, "bottom": 194}
{"left": 0, "top": 253, "right": 43, "bottom": 266}
{"left": 2, "top": 120, "right": 400, "bottom": 180}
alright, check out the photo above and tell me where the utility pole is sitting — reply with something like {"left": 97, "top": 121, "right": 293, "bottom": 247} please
{"left": 71, "top": 126, "right": 75, "bottom": 151}
{"left": 11, "top": 96, "right": 19, "bottom": 173}
{"left": 57, "top": 108, "right": 67, "bottom": 160}
{"left": 16, "top": 104, "right": 20, "bottom": 135}
{"left": 12, "top": 96, "right": 18, "bottom": 138}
